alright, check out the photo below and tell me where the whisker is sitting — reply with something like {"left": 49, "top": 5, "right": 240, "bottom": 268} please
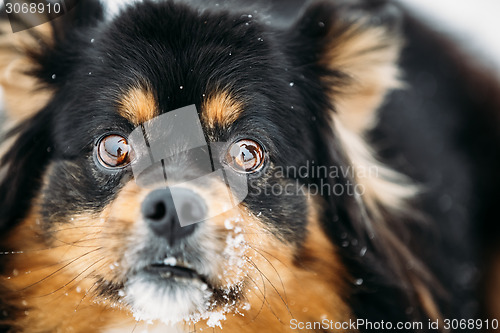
{"left": 0, "top": 242, "right": 103, "bottom": 254}
{"left": 131, "top": 321, "right": 139, "bottom": 333}
{"left": 246, "top": 245, "right": 290, "bottom": 309}
{"left": 73, "top": 280, "right": 100, "bottom": 315}
{"left": 14, "top": 252, "right": 104, "bottom": 275}
{"left": 245, "top": 244, "right": 292, "bottom": 272}
{"left": 245, "top": 275, "right": 267, "bottom": 322}
{"left": 15, "top": 247, "right": 103, "bottom": 292}
{"left": 46, "top": 231, "right": 103, "bottom": 249}
{"left": 48, "top": 225, "right": 106, "bottom": 232}
{"left": 245, "top": 260, "right": 286, "bottom": 324}
{"left": 244, "top": 256, "right": 292, "bottom": 321}
{"left": 33, "top": 257, "right": 107, "bottom": 298}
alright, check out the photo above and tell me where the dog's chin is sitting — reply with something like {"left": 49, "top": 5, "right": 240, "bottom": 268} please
{"left": 124, "top": 273, "right": 213, "bottom": 325}
{"left": 118, "top": 217, "right": 250, "bottom": 325}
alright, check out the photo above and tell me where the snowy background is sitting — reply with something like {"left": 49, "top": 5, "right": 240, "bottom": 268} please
{"left": 398, "top": 0, "right": 500, "bottom": 75}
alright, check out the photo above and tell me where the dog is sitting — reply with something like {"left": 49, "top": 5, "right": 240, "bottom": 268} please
{"left": 1, "top": 0, "right": 499, "bottom": 332}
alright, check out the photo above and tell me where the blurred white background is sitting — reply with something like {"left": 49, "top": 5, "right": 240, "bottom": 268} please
{"left": 399, "top": 0, "right": 500, "bottom": 74}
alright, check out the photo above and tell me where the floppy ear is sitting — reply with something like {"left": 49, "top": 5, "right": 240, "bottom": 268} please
{"left": 285, "top": 0, "right": 443, "bottom": 323}
{"left": 286, "top": 0, "right": 415, "bottom": 218}
{"left": 0, "top": 19, "right": 52, "bottom": 122}
{"left": 0, "top": 0, "right": 104, "bottom": 231}
{"left": 0, "top": 111, "right": 53, "bottom": 232}
{"left": 0, "top": 0, "right": 104, "bottom": 122}
{"left": 289, "top": 0, "right": 403, "bottom": 134}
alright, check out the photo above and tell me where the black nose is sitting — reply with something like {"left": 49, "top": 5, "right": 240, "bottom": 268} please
{"left": 141, "top": 188, "right": 206, "bottom": 246}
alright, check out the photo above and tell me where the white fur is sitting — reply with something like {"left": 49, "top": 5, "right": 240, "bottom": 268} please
{"left": 124, "top": 277, "right": 212, "bottom": 325}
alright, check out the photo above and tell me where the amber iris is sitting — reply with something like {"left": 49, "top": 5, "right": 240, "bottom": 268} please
{"left": 97, "top": 134, "right": 131, "bottom": 168}
{"left": 226, "top": 139, "right": 265, "bottom": 173}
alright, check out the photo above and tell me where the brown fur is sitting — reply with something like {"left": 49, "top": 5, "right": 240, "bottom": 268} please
{"left": 117, "top": 83, "right": 158, "bottom": 126}
{"left": 202, "top": 89, "right": 243, "bottom": 129}
{"left": 0, "top": 177, "right": 146, "bottom": 332}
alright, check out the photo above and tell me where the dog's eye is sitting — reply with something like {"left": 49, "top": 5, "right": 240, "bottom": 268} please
{"left": 97, "top": 134, "right": 132, "bottom": 168}
{"left": 225, "top": 139, "right": 265, "bottom": 173}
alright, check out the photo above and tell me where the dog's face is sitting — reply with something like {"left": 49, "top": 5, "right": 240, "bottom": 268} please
{"left": 36, "top": 2, "right": 326, "bottom": 323}
{"left": 0, "top": 0, "right": 422, "bottom": 330}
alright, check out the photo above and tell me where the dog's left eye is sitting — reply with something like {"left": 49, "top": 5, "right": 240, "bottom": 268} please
{"left": 97, "top": 134, "right": 132, "bottom": 168}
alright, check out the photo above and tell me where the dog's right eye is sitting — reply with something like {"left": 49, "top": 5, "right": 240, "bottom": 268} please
{"left": 225, "top": 139, "right": 265, "bottom": 173}
{"left": 97, "top": 134, "right": 132, "bottom": 168}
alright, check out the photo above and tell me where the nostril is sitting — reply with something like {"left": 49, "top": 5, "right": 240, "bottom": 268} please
{"left": 141, "top": 189, "right": 171, "bottom": 222}
{"left": 147, "top": 201, "right": 167, "bottom": 221}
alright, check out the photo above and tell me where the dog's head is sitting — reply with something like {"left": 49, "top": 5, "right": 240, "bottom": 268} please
{"left": 0, "top": 0, "right": 431, "bottom": 329}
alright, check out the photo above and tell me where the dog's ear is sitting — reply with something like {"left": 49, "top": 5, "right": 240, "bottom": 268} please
{"left": 287, "top": 0, "right": 403, "bottom": 134}
{"left": 0, "top": 0, "right": 104, "bottom": 122}
{"left": 285, "top": 2, "right": 442, "bottom": 322}
{"left": 0, "top": 0, "right": 104, "bottom": 232}
{"left": 284, "top": 0, "right": 412, "bottom": 219}
{"left": 0, "top": 111, "right": 53, "bottom": 233}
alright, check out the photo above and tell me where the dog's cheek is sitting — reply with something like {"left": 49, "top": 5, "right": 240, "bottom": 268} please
{"left": 3, "top": 177, "right": 145, "bottom": 290}
{"left": 195, "top": 194, "right": 353, "bottom": 330}
{"left": 70, "top": 181, "right": 148, "bottom": 284}
{"left": 244, "top": 174, "right": 310, "bottom": 244}
{"left": 197, "top": 175, "right": 313, "bottom": 291}
{"left": 39, "top": 160, "right": 126, "bottom": 222}
{"left": 247, "top": 194, "right": 351, "bottom": 320}
{"left": 1, "top": 210, "right": 126, "bottom": 332}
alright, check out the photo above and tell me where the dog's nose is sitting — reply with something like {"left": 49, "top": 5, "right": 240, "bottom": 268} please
{"left": 141, "top": 188, "right": 206, "bottom": 245}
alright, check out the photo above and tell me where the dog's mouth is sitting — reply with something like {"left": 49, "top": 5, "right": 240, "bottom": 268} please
{"left": 142, "top": 257, "right": 209, "bottom": 284}
{"left": 120, "top": 254, "right": 215, "bottom": 325}
{"left": 118, "top": 223, "right": 250, "bottom": 325}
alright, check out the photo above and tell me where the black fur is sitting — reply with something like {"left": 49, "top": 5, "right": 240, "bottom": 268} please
{"left": 372, "top": 13, "right": 500, "bottom": 321}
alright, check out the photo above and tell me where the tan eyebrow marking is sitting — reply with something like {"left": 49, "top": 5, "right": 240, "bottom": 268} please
{"left": 202, "top": 90, "right": 243, "bottom": 128}
{"left": 117, "top": 83, "right": 158, "bottom": 125}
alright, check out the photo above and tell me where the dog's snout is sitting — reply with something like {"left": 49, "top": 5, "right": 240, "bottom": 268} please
{"left": 141, "top": 188, "right": 205, "bottom": 245}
